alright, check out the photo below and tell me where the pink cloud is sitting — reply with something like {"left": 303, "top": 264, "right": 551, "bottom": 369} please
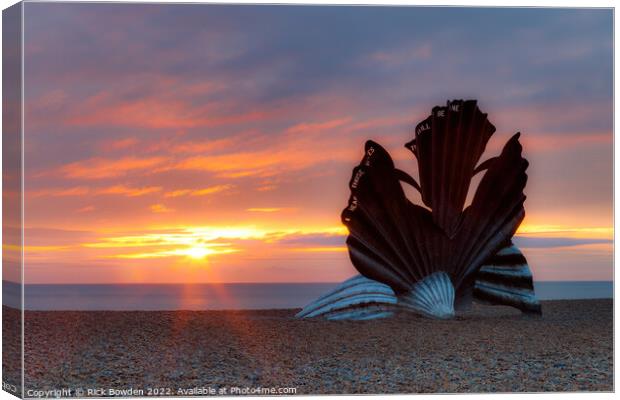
{"left": 370, "top": 43, "right": 433, "bottom": 66}
{"left": 520, "top": 132, "right": 611, "bottom": 151}
{"left": 76, "top": 205, "right": 96, "bottom": 213}
{"left": 103, "top": 137, "right": 140, "bottom": 151}
{"left": 286, "top": 117, "right": 352, "bottom": 134}
{"left": 64, "top": 92, "right": 277, "bottom": 129}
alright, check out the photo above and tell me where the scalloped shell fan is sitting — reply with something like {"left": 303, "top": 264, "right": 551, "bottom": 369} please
{"left": 298, "top": 100, "right": 541, "bottom": 320}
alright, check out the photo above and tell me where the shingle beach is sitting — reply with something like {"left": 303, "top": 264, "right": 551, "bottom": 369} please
{"left": 5, "top": 299, "right": 613, "bottom": 396}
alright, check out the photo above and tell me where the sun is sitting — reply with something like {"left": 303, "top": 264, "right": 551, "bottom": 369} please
{"left": 183, "top": 246, "right": 212, "bottom": 260}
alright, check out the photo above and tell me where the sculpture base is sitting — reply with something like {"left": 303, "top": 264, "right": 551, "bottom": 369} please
{"left": 398, "top": 272, "right": 456, "bottom": 319}
{"left": 296, "top": 244, "right": 541, "bottom": 320}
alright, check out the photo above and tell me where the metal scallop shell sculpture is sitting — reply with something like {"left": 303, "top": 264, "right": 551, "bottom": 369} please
{"left": 297, "top": 100, "right": 542, "bottom": 320}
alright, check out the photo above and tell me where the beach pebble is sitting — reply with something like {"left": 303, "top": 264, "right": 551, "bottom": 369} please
{"left": 6, "top": 300, "right": 611, "bottom": 395}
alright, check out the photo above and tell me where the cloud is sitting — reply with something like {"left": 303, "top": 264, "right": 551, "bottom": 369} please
{"left": 156, "top": 118, "right": 363, "bottom": 178}
{"left": 513, "top": 236, "right": 613, "bottom": 249}
{"left": 169, "top": 153, "right": 279, "bottom": 177}
{"left": 103, "top": 137, "right": 139, "bottom": 151}
{"left": 149, "top": 204, "right": 174, "bottom": 213}
{"left": 519, "top": 132, "right": 611, "bottom": 151}
{"left": 31, "top": 185, "right": 162, "bottom": 198}
{"left": 492, "top": 102, "right": 612, "bottom": 137}
{"left": 65, "top": 93, "right": 276, "bottom": 129}
{"left": 369, "top": 43, "right": 432, "bottom": 66}
{"left": 164, "top": 184, "right": 234, "bottom": 198}
{"left": 191, "top": 185, "right": 234, "bottom": 196}
{"left": 66, "top": 96, "right": 205, "bottom": 129}
{"left": 274, "top": 232, "right": 346, "bottom": 246}
{"left": 285, "top": 117, "right": 352, "bottom": 134}
{"left": 81, "top": 225, "right": 348, "bottom": 260}
{"left": 31, "top": 187, "right": 90, "bottom": 197}
{"left": 19, "top": 5, "right": 613, "bottom": 283}
{"left": 169, "top": 135, "right": 248, "bottom": 154}
{"left": 98, "top": 185, "right": 162, "bottom": 197}
{"left": 246, "top": 207, "right": 295, "bottom": 213}
{"left": 59, "top": 156, "right": 168, "bottom": 179}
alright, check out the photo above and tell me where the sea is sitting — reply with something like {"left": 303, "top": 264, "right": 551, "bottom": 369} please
{"left": 1, "top": 281, "right": 614, "bottom": 311}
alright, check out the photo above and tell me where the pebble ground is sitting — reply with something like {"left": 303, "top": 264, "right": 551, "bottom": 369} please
{"left": 7, "top": 299, "right": 613, "bottom": 395}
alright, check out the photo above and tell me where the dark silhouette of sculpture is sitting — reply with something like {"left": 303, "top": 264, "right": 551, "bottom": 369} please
{"left": 298, "top": 100, "right": 541, "bottom": 320}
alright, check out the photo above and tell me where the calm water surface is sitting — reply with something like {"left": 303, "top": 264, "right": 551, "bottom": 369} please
{"left": 2, "top": 281, "right": 613, "bottom": 311}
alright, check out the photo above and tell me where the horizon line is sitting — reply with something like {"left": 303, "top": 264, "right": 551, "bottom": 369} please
{"left": 3, "top": 279, "right": 615, "bottom": 285}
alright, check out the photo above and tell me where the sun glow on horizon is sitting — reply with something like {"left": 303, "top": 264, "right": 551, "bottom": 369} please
{"left": 111, "top": 244, "right": 239, "bottom": 260}
{"left": 24, "top": 223, "right": 613, "bottom": 263}
{"left": 80, "top": 224, "right": 348, "bottom": 261}
{"left": 19, "top": 221, "right": 613, "bottom": 284}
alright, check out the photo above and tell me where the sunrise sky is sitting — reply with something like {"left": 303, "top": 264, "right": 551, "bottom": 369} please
{"left": 16, "top": 4, "right": 612, "bottom": 284}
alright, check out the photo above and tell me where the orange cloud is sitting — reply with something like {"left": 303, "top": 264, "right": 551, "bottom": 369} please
{"left": 246, "top": 208, "right": 282, "bottom": 212}
{"left": 30, "top": 185, "right": 162, "bottom": 198}
{"left": 110, "top": 245, "right": 238, "bottom": 260}
{"left": 164, "top": 189, "right": 193, "bottom": 198}
{"left": 60, "top": 156, "right": 168, "bottom": 179}
{"left": 67, "top": 96, "right": 202, "bottom": 129}
{"left": 191, "top": 184, "right": 235, "bottom": 196}
{"left": 170, "top": 136, "right": 241, "bottom": 154}
{"left": 98, "top": 185, "right": 162, "bottom": 197}
{"left": 169, "top": 153, "right": 278, "bottom": 177}
{"left": 51, "top": 114, "right": 402, "bottom": 186}
{"left": 150, "top": 204, "right": 174, "bottom": 213}
{"left": 162, "top": 122, "right": 358, "bottom": 178}
{"left": 164, "top": 184, "right": 234, "bottom": 198}
{"left": 289, "top": 246, "right": 347, "bottom": 253}
{"left": 82, "top": 225, "right": 348, "bottom": 261}
{"left": 31, "top": 186, "right": 90, "bottom": 197}
{"left": 66, "top": 92, "right": 276, "bottom": 130}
